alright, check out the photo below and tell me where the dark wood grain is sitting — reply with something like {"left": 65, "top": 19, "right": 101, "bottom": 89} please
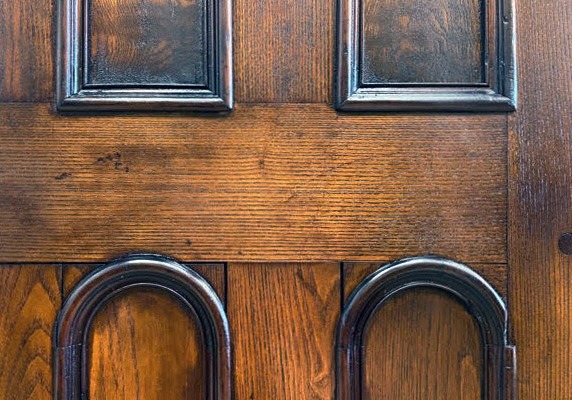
{"left": 344, "top": 262, "right": 508, "bottom": 300}
{"left": 63, "top": 263, "right": 226, "bottom": 302}
{"left": 234, "top": 0, "right": 333, "bottom": 102}
{"left": 88, "top": 0, "right": 206, "bottom": 86}
{"left": 509, "top": 0, "right": 572, "bottom": 395}
{"left": 0, "top": 265, "right": 60, "bottom": 400}
{"left": 337, "top": 257, "right": 511, "bottom": 400}
{"left": 88, "top": 286, "right": 207, "bottom": 399}
{"left": 0, "top": 104, "right": 506, "bottom": 263}
{"left": 336, "top": 0, "right": 516, "bottom": 110}
{"left": 362, "top": 288, "right": 482, "bottom": 400}
{"left": 57, "top": 0, "right": 232, "bottom": 111}
{"left": 228, "top": 263, "right": 339, "bottom": 399}
{"left": 0, "top": 1, "right": 53, "bottom": 101}
{"left": 362, "top": 0, "right": 483, "bottom": 83}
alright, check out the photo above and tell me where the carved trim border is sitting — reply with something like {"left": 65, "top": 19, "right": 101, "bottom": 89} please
{"left": 336, "top": 256, "right": 516, "bottom": 399}
{"left": 335, "top": 0, "right": 516, "bottom": 111}
{"left": 56, "top": 0, "right": 233, "bottom": 111}
{"left": 53, "top": 254, "right": 231, "bottom": 400}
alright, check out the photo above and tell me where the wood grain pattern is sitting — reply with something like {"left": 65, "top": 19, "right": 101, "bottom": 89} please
{"left": 362, "top": 288, "right": 482, "bottom": 400}
{"left": 0, "top": 1, "right": 53, "bottom": 101}
{"left": 362, "top": 0, "right": 483, "bottom": 83}
{"left": 87, "top": 286, "right": 207, "bottom": 399}
{"left": 58, "top": 0, "right": 232, "bottom": 111}
{"left": 344, "top": 262, "right": 508, "bottom": 300}
{"left": 0, "top": 104, "right": 506, "bottom": 263}
{"left": 88, "top": 0, "right": 206, "bottom": 85}
{"left": 63, "top": 263, "right": 226, "bottom": 302}
{"left": 234, "top": 0, "right": 333, "bottom": 102}
{"left": 55, "top": 255, "right": 231, "bottom": 400}
{"left": 336, "top": 0, "right": 516, "bottom": 111}
{"left": 509, "top": 0, "right": 572, "bottom": 396}
{"left": 228, "top": 263, "right": 339, "bottom": 400}
{"left": 0, "top": 265, "right": 60, "bottom": 400}
{"left": 338, "top": 257, "right": 510, "bottom": 400}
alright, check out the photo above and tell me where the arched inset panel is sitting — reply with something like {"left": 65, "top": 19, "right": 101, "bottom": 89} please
{"left": 337, "top": 256, "right": 515, "bottom": 400}
{"left": 54, "top": 254, "right": 231, "bottom": 400}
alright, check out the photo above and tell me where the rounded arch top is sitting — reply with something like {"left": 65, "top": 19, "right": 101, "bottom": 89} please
{"left": 54, "top": 253, "right": 231, "bottom": 400}
{"left": 337, "top": 256, "right": 514, "bottom": 400}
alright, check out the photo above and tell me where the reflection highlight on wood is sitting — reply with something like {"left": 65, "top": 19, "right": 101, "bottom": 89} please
{"left": 337, "top": 257, "right": 511, "bottom": 400}
{"left": 88, "top": 287, "right": 206, "bottom": 399}
{"left": 362, "top": 0, "right": 483, "bottom": 83}
{"left": 344, "top": 262, "right": 508, "bottom": 300}
{"left": 54, "top": 254, "right": 231, "bottom": 400}
{"left": 88, "top": 0, "right": 205, "bottom": 86}
{"left": 0, "top": 265, "right": 60, "bottom": 400}
{"left": 62, "top": 263, "right": 226, "bottom": 302}
{"left": 362, "top": 288, "right": 482, "bottom": 400}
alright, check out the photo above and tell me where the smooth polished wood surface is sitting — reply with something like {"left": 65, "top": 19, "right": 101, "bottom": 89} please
{"left": 88, "top": 0, "right": 206, "bottom": 86}
{"left": 510, "top": 0, "right": 572, "bottom": 395}
{"left": 344, "top": 262, "right": 508, "bottom": 300}
{"left": 0, "top": 265, "right": 60, "bottom": 400}
{"left": 0, "top": 1, "right": 53, "bottom": 101}
{"left": 361, "top": 288, "right": 482, "bottom": 400}
{"left": 87, "top": 286, "right": 207, "bottom": 399}
{"left": 234, "top": 0, "right": 333, "bottom": 102}
{"left": 228, "top": 263, "right": 339, "bottom": 399}
{"left": 0, "top": 104, "right": 506, "bottom": 263}
{"left": 362, "top": 0, "right": 483, "bottom": 83}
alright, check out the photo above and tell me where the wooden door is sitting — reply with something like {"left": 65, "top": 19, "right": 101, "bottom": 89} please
{"left": 0, "top": 0, "right": 570, "bottom": 399}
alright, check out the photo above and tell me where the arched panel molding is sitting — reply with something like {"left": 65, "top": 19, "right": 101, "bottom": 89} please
{"left": 337, "top": 256, "right": 515, "bottom": 400}
{"left": 53, "top": 254, "right": 231, "bottom": 400}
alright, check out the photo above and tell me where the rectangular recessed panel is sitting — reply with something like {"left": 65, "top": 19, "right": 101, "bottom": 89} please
{"left": 57, "top": 0, "right": 232, "bottom": 111}
{"left": 87, "top": 0, "right": 206, "bottom": 86}
{"left": 336, "top": 0, "right": 516, "bottom": 111}
{"left": 361, "top": 0, "right": 484, "bottom": 84}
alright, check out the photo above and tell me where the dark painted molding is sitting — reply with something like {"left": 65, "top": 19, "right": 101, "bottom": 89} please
{"left": 336, "top": 256, "right": 515, "bottom": 399}
{"left": 335, "top": 0, "right": 516, "bottom": 111}
{"left": 56, "top": 0, "right": 233, "bottom": 112}
{"left": 53, "top": 254, "right": 231, "bottom": 400}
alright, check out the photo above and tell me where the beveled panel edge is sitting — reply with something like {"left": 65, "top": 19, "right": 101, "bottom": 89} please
{"left": 336, "top": 256, "right": 515, "bottom": 400}
{"left": 53, "top": 253, "right": 231, "bottom": 400}
{"left": 56, "top": 0, "right": 233, "bottom": 112}
{"left": 335, "top": 0, "right": 517, "bottom": 112}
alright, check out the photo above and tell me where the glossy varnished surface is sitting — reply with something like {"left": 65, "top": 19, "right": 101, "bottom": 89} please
{"left": 0, "top": 265, "right": 60, "bottom": 400}
{"left": 362, "top": 0, "right": 483, "bottom": 83}
{"left": 229, "top": 263, "right": 339, "bottom": 399}
{"left": 88, "top": 287, "right": 207, "bottom": 399}
{"left": 338, "top": 258, "right": 510, "bottom": 400}
{"left": 344, "top": 262, "right": 508, "bottom": 300}
{"left": 88, "top": 0, "right": 206, "bottom": 86}
{"left": 63, "top": 263, "right": 226, "bottom": 301}
{"left": 55, "top": 255, "right": 231, "bottom": 400}
{"left": 0, "top": 104, "right": 506, "bottom": 262}
{"left": 362, "top": 288, "right": 482, "bottom": 400}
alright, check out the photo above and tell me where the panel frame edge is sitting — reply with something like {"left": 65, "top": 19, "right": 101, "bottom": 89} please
{"left": 56, "top": 0, "right": 233, "bottom": 112}
{"left": 335, "top": 0, "right": 517, "bottom": 112}
{"left": 53, "top": 254, "right": 232, "bottom": 400}
{"left": 336, "top": 256, "right": 515, "bottom": 400}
